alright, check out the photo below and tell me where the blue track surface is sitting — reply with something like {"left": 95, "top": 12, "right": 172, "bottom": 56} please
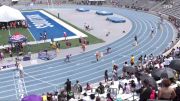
{"left": 22, "top": 11, "right": 76, "bottom": 41}
{"left": 0, "top": 6, "right": 175, "bottom": 100}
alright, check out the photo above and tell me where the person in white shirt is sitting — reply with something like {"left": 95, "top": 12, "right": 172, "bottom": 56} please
{"left": 16, "top": 62, "right": 24, "bottom": 78}
{"left": 164, "top": 56, "right": 170, "bottom": 67}
{"left": 123, "top": 83, "right": 131, "bottom": 94}
{"left": 168, "top": 56, "right": 173, "bottom": 62}
{"left": 175, "top": 47, "right": 179, "bottom": 56}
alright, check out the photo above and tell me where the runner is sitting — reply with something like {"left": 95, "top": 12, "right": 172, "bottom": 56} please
{"left": 133, "top": 35, "right": 138, "bottom": 46}
{"left": 106, "top": 47, "right": 111, "bottom": 54}
{"left": 64, "top": 54, "right": 71, "bottom": 62}
{"left": 151, "top": 27, "right": 155, "bottom": 38}
{"left": 95, "top": 51, "right": 100, "bottom": 61}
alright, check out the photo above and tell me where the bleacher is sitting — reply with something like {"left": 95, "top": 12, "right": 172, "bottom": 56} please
{"left": 161, "top": 1, "right": 180, "bottom": 18}
{"left": 111, "top": 0, "right": 162, "bottom": 11}
{"left": 152, "top": 0, "right": 180, "bottom": 18}
{"left": 0, "top": 0, "right": 12, "bottom": 6}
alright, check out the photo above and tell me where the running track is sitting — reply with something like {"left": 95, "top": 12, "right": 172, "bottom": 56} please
{"left": 0, "top": 6, "right": 175, "bottom": 100}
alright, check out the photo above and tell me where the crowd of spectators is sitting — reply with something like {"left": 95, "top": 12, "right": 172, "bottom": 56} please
{"left": 0, "top": 20, "right": 28, "bottom": 30}
{"left": 38, "top": 45, "right": 180, "bottom": 101}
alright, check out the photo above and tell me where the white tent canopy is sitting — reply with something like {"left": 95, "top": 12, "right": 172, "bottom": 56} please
{"left": 0, "top": 5, "right": 25, "bottom": 22}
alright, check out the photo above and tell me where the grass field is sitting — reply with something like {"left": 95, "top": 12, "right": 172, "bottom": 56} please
{"left": 0, "top": 10, "right": 104, "bottom": 58}
{"left": 0, "top": 28, "right": 34, "bottom": 45}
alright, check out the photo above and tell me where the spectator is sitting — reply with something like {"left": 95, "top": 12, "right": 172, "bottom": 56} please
{"left": 96, "top": 82, "right": 105, "bottom": 94}
{"left": 85, "top": 82, "right": 91, "bottom": 91}
{"left": 113, "top": 64, "right": 118, "bottom": 70}
{"left": 104, "top": 70, "right": 109, "bottom": 82}
{"left": 122, "top": 62, "right": 128, "bottom": 78}
{"left": 52, "top": 92, "right": 58, "bottom": 101}
{"left": 74, "top": 80, "right": 82, "bottom": 99}
{"left": 16, "top": 62, "right": 24, "bottom": 78}
{"left": 130, "top": 55, "right": 135, "bottom": 66}
{"left": 58, "top": 90, "right": 66, "bottom": 101}
{"left": 56, "top": 41, "right": 60, "bottom": 49}
{"left": 150, "top": 87, "right": 156, "bottom": 100}
{"left": 42, "top": 93, "right": 47, "bottom": 101}
{"left": 96, "top": 96, "right": 101, "bottom": 101}
{"left": 65, "top": 40, "right": 71, "bottom": 48}
{"left": 65, "top": 79, "right": 71, "bottom": 92}
{"left": 158, "top": 79, "right": 176, "bottom": 100}
{"left": 67, "top": 91, "right": 74, "bottom": 100}
{"left": 137, "top": 79, "right": 152, "bottom": 101}
{"left": 138, "top": 55, "right": 143, "bottom": 64}
{"left": 90, "top": 94, "right": 95, "bottom": 100}
{"left": 107, "top": 93, "right": 114, "bottom": 101}
{"left": 130, "top": 80, "right": 136, "bottom": 92}
{"left": 123, "top": 61, "right": 128, "bottom": 67}
{"left": 118, "top": 81, "right": 124, "bottom": 93}
{"left": 123, "top": 83, "right": 131, "bottom": 94}
{"left": 113, "top": 67, "right": 118, "bottom": 81}
{"left": 143, "top": 54, "right": 147, "bottom": 63}
{"left": 9, "top": 49, "right": 12, "bottom": 57}
{"left": 173, "top": 82, "right": 180, "bottom": 101}
{"left": 47, "top": 92, "right": 52, "bottom": 101}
